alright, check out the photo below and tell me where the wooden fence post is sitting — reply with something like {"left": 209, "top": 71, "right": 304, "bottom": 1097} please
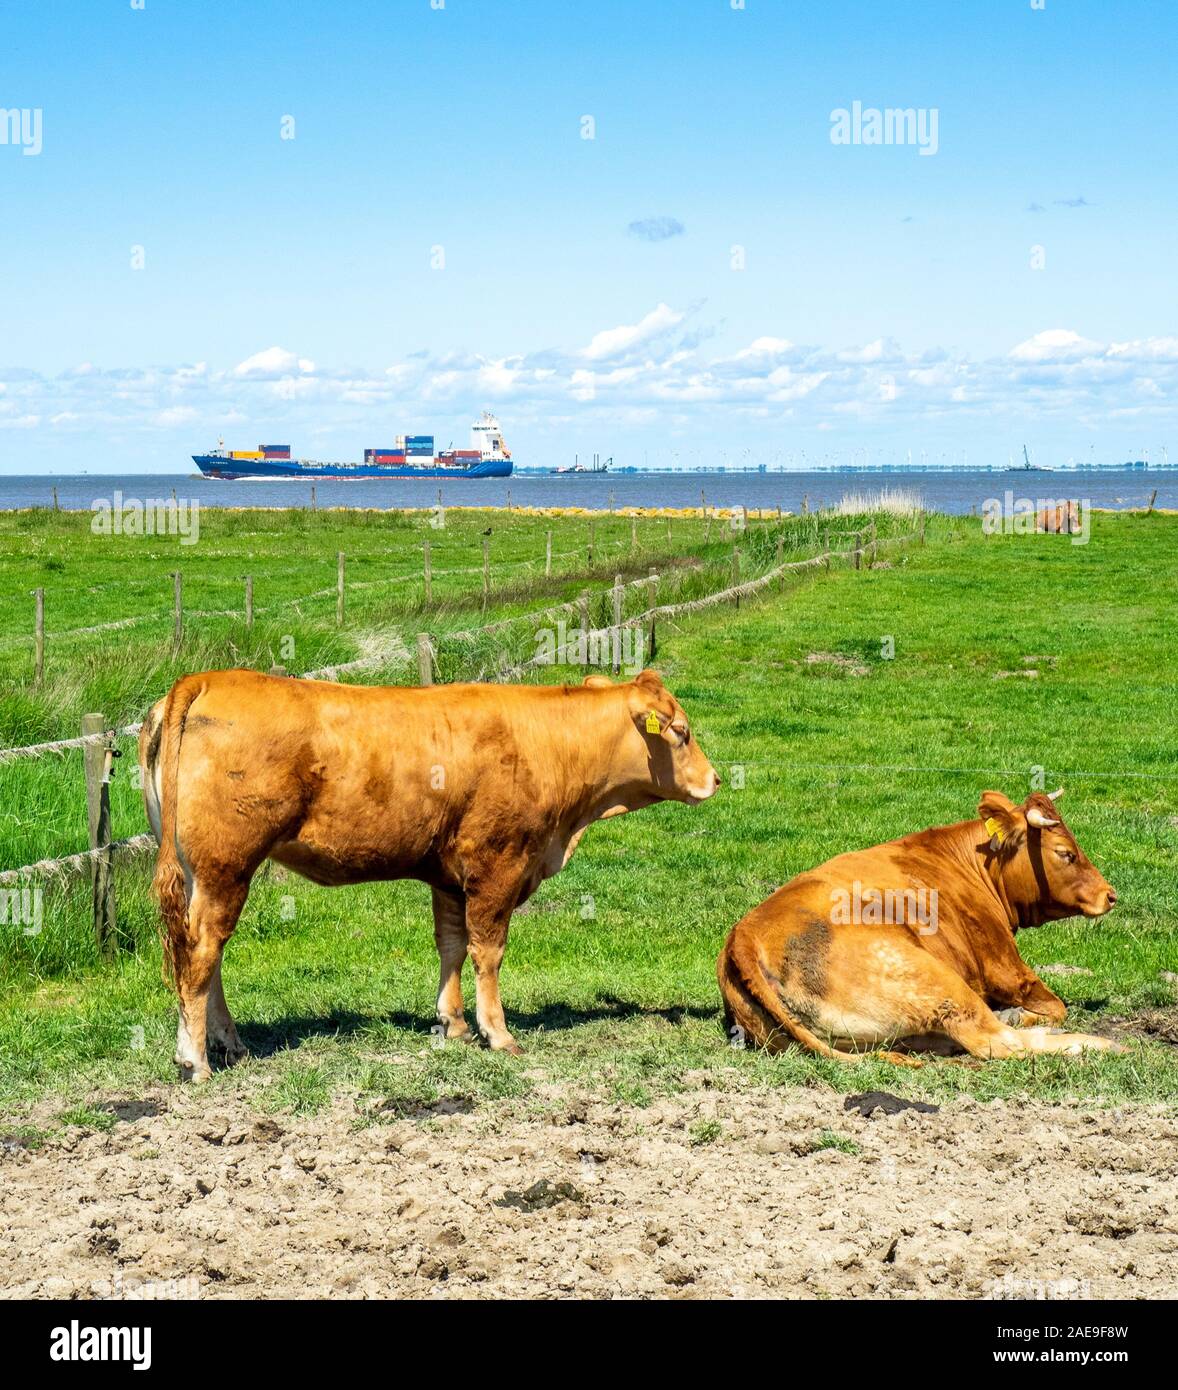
{"left": 482, "top": 537, "right": 490, "bottom": 611}
{"left": 244, "top": 575, "right": 253, "bottom": 629}
{"left": 1148, "top": 489, "right": 1158, "bottom": 513}
{"left": 732, "top": 546, "right": 741, "bottom": 609}
{"left": 802, "top": 494, "right": 809, "bottom": 515}
{"left": 612, "top": 574, "right": 623, "bottom": 674}
{"left": 775, "top": 535, "right": 784, "bottom": 589}
{"left": 647, "top": 567, "right": 659, "bottom": 662}
{"left": 870, "top": 519, "right": 878, "bottom": 567}
{"left": 545, "top": 529, "right": 552, "bottom": 576}
{"left": 172, "top": 572, "right": 182, "bottom": 651}
{"left": 52, "top": 486, "right": 59, "bottom": 512}
{"left": 310, "top": 484, "right": 317, "bottom": 512}
{"left": 853, "top": 533, "right": 862, "bottom": 570}
{"left": 337, "top": 552, "right": 345, "bottom": 626}
{"left": 920, "top": 512, "right": 926, "bottom": 546}
{"left": 423, "top": 540, "right": 432, "bottom": 604}
{"left": 609, "top": 491, "right": 616, "bottom": 515}
{"left": 824, "top": 528, "right": 831, "bottom": 571}
{"left": 417, "top": 633, "right": 433, "bottom": 686}
{"left": 82, "top": 713, "right": 115, "bottom": 957}
{"left": 34, "top": 588, "right": 44, "bottom": 686}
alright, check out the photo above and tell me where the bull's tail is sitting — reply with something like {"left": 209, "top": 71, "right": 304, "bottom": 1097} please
{"left": 716, "top": 929, "right": 923, "bottom": 1067}
{"left": 151, "top": 675, "right": 203, "bottom": 987}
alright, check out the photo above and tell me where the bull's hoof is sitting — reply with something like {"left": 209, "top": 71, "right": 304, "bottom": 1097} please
{"left": 495, "top": 1039, "right": 524, "bottom": 1056}
{"left": 221, "top": 1044, "right": 249, "bottom": 1067}
{"left": 175, "top": 1057, "right": 212, "bottom": 1084}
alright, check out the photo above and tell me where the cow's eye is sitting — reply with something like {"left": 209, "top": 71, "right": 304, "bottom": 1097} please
{"left": 670, "top": 723, "right": 689, "bottom": 745}
{"left": 1055, "top": 847, "right": 1075, "bottom": 863}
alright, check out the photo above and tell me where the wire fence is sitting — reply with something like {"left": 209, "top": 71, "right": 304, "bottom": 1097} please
{"left": 0, "top": 518, "right": 941, "bottom": 946}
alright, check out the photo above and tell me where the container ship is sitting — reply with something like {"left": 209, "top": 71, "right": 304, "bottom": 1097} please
{"left": 193, "top": 412, "right": 512, "bottom": 480}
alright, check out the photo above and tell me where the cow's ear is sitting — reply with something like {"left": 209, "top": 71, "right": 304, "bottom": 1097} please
{"left": 583, "top": 675, "right": 613, "bottom": 688}
{"left": 978, "top": 791, "right": 1025, "bottom": 852}
{"left": 633, "top": 669, "right": 666, "bottom": 695}
{"left": 629, "top": 682, "right": 676, "bottom": 738}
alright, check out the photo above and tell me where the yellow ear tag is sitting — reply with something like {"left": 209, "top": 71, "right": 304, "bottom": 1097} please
{"left": 984, "top": 816, "right": 1005, "bottom": 844}
{"left": 645, "top": 711, "right": 661, "bottom": 734}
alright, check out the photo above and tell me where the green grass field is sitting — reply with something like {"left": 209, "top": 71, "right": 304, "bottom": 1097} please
{"left": 1, "top": 502, "right": 1175, "bottom": 1130}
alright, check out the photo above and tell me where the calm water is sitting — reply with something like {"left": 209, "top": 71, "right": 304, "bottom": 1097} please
{"left": 0, "top": 469, "right": 1172, "bottom": 515}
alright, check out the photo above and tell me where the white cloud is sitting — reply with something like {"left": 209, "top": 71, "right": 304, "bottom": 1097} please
{"left": 1106, "top": 336, "right": 1178, "bottom": 362}
{"left": 581, "top": 303, "right": 683, "bottom": 362}
{"left": 233, "top": 346, "right": 316, "bottom": 378}
{"left": 154, "top": 406, "right": 199, "bottom": 427}
{"left": 1008, "top": 329, "right": 1102, "bottom": 363}
{"left": 733, "top": 336, "right": 794, "bottom": 359}
{"left": 5, "top": 315, "right": 1178, "bottom": 449}
{"left": 836, "top": 338, "right": 902, "bottom": 365}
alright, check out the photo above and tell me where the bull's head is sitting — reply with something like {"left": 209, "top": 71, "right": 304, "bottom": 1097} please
{"left": 977, "top": 788, "right": 1117, "bottom": 925}
{"left": 585, "top": 669, "right": 721, "bottom": 806}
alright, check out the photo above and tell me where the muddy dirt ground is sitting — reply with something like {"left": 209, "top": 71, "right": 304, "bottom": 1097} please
{"left": 3, "top": 1078, "right": 1177, "bottom": 1300}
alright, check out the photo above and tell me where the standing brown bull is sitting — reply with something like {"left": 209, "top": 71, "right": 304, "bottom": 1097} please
{"left": 717, "top": 790, "right": 1122, "bottom": 1064}
{"left": 140, "top": 668, "right": 719, "bottom": 1081}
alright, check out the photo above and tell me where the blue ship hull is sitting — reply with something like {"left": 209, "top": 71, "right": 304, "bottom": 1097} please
{"left": 193, "top": 454, "right": 513, "bottom": 481}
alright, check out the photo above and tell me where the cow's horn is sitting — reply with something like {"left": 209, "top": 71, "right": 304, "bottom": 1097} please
{"left": 1026, "top": 806, "right": 1060, "bottom": 828}
{"left": 1047, "top": 787, "right": 1064, "bottom": 802}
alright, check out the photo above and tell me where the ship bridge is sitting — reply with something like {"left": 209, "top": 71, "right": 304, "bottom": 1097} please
{"left": 472, "top": 412, "right": 510, "bottom": 460}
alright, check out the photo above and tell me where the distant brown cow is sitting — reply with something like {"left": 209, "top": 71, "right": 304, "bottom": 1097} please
{"left": 1036, "top": 500, "right": 1081, "bottom": 533}
{"left": 140, "top": 668, "right": 720, "bottom": 1081}
{"left": 717, "top": 790, "right": 1121, "bottom": 1064}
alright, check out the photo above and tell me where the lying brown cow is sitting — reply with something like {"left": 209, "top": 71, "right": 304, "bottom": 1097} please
{"left": 717, "top": 790, "right": 1120, "bottom": 1064}
{"left": 1036, "top": 500, "right": 1081, "bottom": 533}
{"left": 140, "top": 668, "right": 719, "bottom": 1081}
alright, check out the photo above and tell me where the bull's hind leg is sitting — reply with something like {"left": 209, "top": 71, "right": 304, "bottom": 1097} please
{"left": 810, "top": 926, "right": 1117, "bottom": 1061}
{"left": 432, "top": 887, "right": 471, "bottom": 1041}
{"left": 205, "top": 956, "right": 248, "bottom": 1066}
{"left": 175, "top": 881, "right": 249, "bottom": 1083}
{"left": 465, "top": 884, "right": 521, "bottom": 1055}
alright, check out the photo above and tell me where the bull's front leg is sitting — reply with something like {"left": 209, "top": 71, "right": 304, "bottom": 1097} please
{"left": 465, "top": 884, "right": 522, "bottom": 1055}
{"left": 431, "top": 886, "right": 471, "bottom": 1041}
{"left": 989, "top": 973, "right": 1068, "bottom": 1028}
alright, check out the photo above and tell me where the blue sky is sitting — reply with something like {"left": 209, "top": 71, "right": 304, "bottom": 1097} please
{"left": 1, "top": 0, "right": 1176, "bottom": 473}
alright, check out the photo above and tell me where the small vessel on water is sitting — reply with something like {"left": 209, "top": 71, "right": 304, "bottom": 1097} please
{"left": 555, "top": 454, "right": 611, "bottom": 475}
{"left": 1006, "top": 444, "right": 1053, "bottom": 473}
{"left": 193, "top": 412, "right": 513, "bottom": 480}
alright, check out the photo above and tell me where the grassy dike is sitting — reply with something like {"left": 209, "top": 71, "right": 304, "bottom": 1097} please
{"left": 0, "top": 504, "right": 1175, "bottom": 1128}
